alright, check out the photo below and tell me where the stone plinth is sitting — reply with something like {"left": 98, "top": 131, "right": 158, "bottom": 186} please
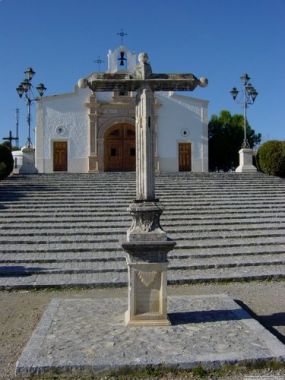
{"left": 16, "top": 296, "right": 285, "bottom": 375}
{"left": 235, "top": 148, "right": 257, "bottom": 173}
{"left": 19, "top": 146, "right": 38, "bottom": 174}
{"left": 122, "top": 201, "right": 175, "bottom": 326}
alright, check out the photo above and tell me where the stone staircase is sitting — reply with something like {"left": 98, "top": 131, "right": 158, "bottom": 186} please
{"left": 0, "top": 172, "right": 284, "bottom": 289}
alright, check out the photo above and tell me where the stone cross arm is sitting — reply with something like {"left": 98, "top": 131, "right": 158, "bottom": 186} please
{"left": 78, "top": 73, "right": 208, "bottom": 92}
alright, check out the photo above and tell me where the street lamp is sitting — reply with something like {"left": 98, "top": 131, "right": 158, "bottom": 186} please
{"left": 230, "top": 73, "right": 258, "bottom": 148}
{"left": 16, "top": 67, "right": 47, "bottom": 148}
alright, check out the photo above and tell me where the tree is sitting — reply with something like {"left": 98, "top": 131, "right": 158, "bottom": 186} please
{"left": 257, "top": 140, "right": 285, "bottom": 177}
{"left": 208, "top": 110, "right": 262, "bottom": 171}
{"left": 0, "top": 144, "right": 14, "bottom": 180}
{"left": 1, "top": 140, "right": 12, "bottom": 150}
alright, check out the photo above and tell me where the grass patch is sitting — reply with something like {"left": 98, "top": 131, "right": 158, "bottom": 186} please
{"left": 19, "top": 360, "right": 285, "bottom": 380}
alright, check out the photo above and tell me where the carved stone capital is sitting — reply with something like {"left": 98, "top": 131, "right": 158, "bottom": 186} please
{"left": 126, "top": 201, "right": 166, "bottom": 242}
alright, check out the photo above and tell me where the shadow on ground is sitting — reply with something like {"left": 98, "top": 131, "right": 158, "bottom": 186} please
{"left": 168, "top": 308, "right": 251, "bottom": 325}
{"left": 0, "top": 266, "right": 48, "bottom": 277}
{"left": 235, "top": 299, "right": 285, "bottom": 344}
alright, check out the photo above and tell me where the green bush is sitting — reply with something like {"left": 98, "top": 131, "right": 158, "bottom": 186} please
{"left": 256, "top": 140, "right": 285, "bottom": 177}
{"left": 0, "top": 144, "right": 14, "bottom": 180}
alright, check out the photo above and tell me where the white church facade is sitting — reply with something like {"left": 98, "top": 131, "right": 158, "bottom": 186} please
{"left": 35, "top": 46, "right": 209, "bottom": 173}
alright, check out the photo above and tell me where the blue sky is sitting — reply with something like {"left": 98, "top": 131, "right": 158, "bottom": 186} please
{"left": 0, "top": 0, "right": 284, "bottom": 146}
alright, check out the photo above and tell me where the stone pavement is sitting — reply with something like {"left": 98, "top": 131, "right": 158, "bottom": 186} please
{"left": 16, "top": 295, "right": 285, "bottom": 375}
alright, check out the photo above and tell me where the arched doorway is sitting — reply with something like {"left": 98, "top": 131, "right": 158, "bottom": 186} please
{"left": 104, "top": 123, "right": 136, "bottom": 171}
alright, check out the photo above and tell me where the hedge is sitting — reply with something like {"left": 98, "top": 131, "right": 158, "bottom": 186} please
{"left": 0, "top": 144, "right": 14, "bottom": 180}
{"left": 256, "top": 140, "right": 285, "bottom": 177}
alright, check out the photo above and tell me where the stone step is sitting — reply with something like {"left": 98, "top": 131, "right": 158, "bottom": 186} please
{"left": 1, "top": 178, "right": 283, "bottom": 186}
{"left": 1, "top": 253, "right": 285, "bottom": 275}
{"left": 0, "top": 172, "right": 284, "bottom": 289}
{"left": 2, "top": 214, "right": 285, "bottom": 225}
{"left": 1, "top": 222, "right": 285, "bottom": 235}
{"left": 3, "top": 199, "right": 284, "bottom": 210}
{"left": 1, "top": 186, "right": 284, "bottom": 193}
{"left": 0, "top": 264, "right": 284, "bottom": 290}
{"left": 1, "top": 231, "right": 284, "bottom": 245}
{"left": 169, "top": 265, "right": 285, "bottom": 284}
{"left": 3, "top": 174, "right": 282, "bottom": 181}
{"left": 2, "top": 193, "right": 284, "bottom": 203}
{"left": 1, "top": 228, "right": 284, "bottom": 243}
{"left": 1, "top": 239, "right": 285, "bottom": 257}
{"left": 3, "top": 242, "right": 284, "bottom": 257}
{"left": 1, "top": 245, "right": 285, "bottom": 263}
{"left": 1, "top": 207, "right": 284, "bottom": 220}
{"left": 3, "top": 184, "right": 281, "bottom": 190}
{"left": 3, "top": 181, "right": 283, "bottom": 187}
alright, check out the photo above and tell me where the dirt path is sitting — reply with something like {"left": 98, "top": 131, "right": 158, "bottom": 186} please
{"left": 0, "top": 281, "right": 284, "bottom": 379}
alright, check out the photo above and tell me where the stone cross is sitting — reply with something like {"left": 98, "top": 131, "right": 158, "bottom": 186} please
{"left": 2, "top": 130, "right": 18, "bottom": 148}
{"left": 78, "top": 53, "right": 207, "bottom": 326}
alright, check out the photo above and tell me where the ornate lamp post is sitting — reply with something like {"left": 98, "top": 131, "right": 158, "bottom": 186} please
{"left": 230, "top": 73, "right": 258, "bottom": 148}
{"left": 16, "top": 67, "right": 46, "bottom": 148}
{"left": 230, "top": 73, "right": 258, "bottom": 172}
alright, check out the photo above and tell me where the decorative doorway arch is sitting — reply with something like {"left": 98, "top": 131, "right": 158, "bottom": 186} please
{"left": 104, "top": 123, "right": 135, "bottom": 171}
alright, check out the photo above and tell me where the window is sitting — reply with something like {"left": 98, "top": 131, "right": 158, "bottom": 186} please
{"left": 126, "top": 129, "right": 135, "bottom": 137}
{"left": 110, "top": 129, "right": 120, "bottom": 137}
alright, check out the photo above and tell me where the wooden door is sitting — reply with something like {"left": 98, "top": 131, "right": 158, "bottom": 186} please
{"left": 53, "top": 141, "right": 67, "bottom": 171}
{"left": 105, "top": 141, "right": 123, "bottom": 171}
{"left": 179, "top": 143, "right": 191, "bottom": 171}
{"left": 104, "top": 124, "right": 135, "bottom": 171}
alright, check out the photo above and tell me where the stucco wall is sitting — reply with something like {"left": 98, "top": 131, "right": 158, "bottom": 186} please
{"left": 36, "top": 87, "right": 208, "bottom": 173}
{"left": 156, "top": 93, "right": 208, "bottom": 172}
{"left": 36, "top": 87, "right": 91, "bottom": 173}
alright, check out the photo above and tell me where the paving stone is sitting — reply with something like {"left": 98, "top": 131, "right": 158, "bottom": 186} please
{"left": 16, "top": 295, "right": 285, "bottom": 375}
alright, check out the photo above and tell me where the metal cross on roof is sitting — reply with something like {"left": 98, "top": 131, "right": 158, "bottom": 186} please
{"left": 117, "top": 29, "right": 128, "bottom": 45}
{"left": 94, "top": 56, "right": 104, "bottom": 72}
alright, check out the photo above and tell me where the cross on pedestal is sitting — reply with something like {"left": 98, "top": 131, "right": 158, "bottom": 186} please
{"left": 78, "top": 53, "right": 207, "bottom": 326}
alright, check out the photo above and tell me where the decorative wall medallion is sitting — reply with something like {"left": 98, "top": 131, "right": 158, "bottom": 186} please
{"left": 138, "top": 271, "right": 157, "bottom": 287}
{"left": 56, "top": 126, "right": 66, "bottom": 136}
{"left": 180, "top": 128, "right": 190, "bottom": 137}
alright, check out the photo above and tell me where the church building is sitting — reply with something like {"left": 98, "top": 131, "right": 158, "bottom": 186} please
{"left": 35, "top": 45, "right": 209, "bottom": 173}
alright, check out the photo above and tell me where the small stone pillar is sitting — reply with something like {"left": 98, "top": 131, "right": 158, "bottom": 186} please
{"left": 122, "top": 202, "right": 175, "bottom": 326}
{"left": 19, "top": 146, "right": 38, "bottom": 174}
{"left": 235, "top": 148, "right": 257, "bottom": 173}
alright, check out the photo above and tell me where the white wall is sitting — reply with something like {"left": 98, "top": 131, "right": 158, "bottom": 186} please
{"left": 156, "top": 93, "right": 208, "bottom": 172}
{"left": 36, "top": 87, "right": 209, "bottom": 173}
{"left": 36, "top": 87, "right": 91, "bottom": 173}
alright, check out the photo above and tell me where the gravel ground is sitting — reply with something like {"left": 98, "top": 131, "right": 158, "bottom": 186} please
{"left": 0, "top": 281, "right": 284, "bottom": 380}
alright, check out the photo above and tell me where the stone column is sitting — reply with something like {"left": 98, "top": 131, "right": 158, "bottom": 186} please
{"left": 122, "top": 84, "right": 175, "bottom": 327}
{"left": 135, "top": 85, "right": 155, "bottom": 201}
{"left": 88, "top": 95, "right": 99, "bottom": 172}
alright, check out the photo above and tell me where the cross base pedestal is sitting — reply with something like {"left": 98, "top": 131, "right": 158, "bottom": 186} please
{"left": 122, "top": 201, "right": 175, "bottom": 327}
{"left": 124, "top": 260, "right": 170, "bottom": 326}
